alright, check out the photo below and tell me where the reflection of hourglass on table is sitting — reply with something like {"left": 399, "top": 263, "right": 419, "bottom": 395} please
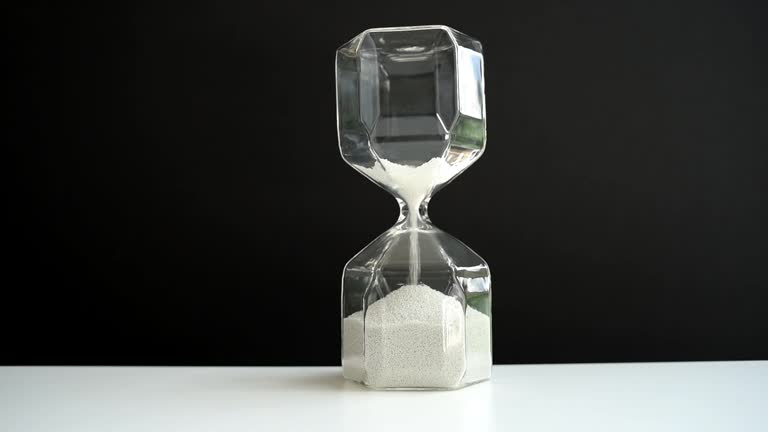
{"left": 336, "top": 26, "right": 492, "bottom": 389}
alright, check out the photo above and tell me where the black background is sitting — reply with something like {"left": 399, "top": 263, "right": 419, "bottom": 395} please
{"left": 5, "top": 0, "right": 767, "bottom": 365}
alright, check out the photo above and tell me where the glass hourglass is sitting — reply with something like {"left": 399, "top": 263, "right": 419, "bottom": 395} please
{"left": 336, "top": 25, "right": 491, "bottom": 389}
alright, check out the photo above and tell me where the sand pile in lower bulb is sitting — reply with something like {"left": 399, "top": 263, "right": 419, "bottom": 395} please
{"left": 343, "top": 284, "right": 491, "bottom": 388}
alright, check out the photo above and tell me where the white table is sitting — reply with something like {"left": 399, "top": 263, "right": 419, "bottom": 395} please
{"left": 1, "top": 362, "right": 766, "bottom": 431}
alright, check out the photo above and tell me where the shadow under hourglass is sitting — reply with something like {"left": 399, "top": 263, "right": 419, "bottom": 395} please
{"left": 180, "top": 367, "right": 496, "bottom": 431}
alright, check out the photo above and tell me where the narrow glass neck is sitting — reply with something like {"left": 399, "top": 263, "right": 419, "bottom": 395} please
{"left": 397, "top": 197, "right": 430, "bottom": 227}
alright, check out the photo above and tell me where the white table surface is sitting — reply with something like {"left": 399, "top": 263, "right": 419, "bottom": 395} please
{"left": 1, "top": 362, "right": 766, "bottom": 431}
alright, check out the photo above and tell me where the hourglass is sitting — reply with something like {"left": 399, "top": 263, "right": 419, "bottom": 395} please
{"left": 336, "top": 25, "right": 491, "bottom": 389}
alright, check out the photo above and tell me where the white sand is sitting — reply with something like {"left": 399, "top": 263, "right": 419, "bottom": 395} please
{"left": 342, "top": 284, "right": 491, "bottom": 388}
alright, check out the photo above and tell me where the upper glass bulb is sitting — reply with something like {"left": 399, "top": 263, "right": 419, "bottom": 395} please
{"left": 336, "top": 25, "right": 486, "bottom": 204}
